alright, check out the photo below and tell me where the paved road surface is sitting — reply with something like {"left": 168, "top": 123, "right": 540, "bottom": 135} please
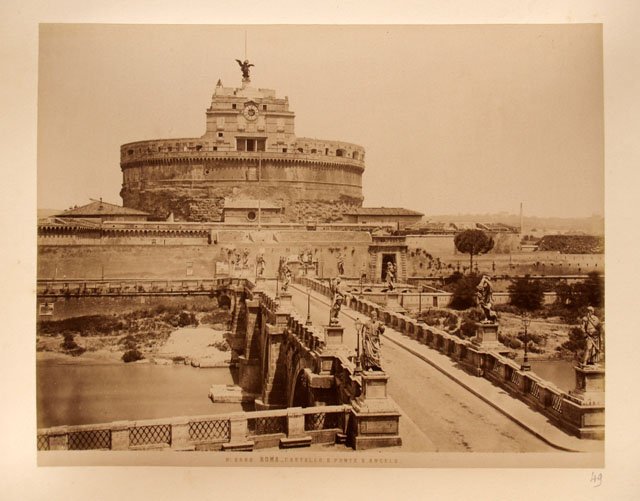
{"left": 269, "top": 282, "right": 554, "bottom": 452}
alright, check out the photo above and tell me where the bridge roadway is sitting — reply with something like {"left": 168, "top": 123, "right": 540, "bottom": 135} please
{"left": 265, "top": 282, "right": 554, "bottom": 452}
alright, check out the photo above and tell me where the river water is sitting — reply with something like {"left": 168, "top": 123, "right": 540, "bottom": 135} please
{"left": 527, "top": 360, "right": 576, "bottom": 392}
{"left": 37, "top": 360, "right": 244, "bottom": 428}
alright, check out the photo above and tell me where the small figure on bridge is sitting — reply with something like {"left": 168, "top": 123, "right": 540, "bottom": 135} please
{"left": 256, "top": 252, "right": 265, "bottom": 277}
{"left": 281, "top": 262, "right": 292, "bottom": 292}
{"left": 242, "top": 248, "right": 250, "bottom": 269}
{"left": 362, "top": 311, "right": 385, "bottom": 371}
{"left": 581, "top": 306, "right": 603, "bottom": 366}
{"left": 476, "top": 274, "right": 498, "bottom": 323}
{"left": 337, "top": 252, "right": 345, "bottom": 276}
{"left": 329, "top": 277, "right": 345, "bottom": 325}
{"left": 385, "top": 261, "right": 396, "bottom": 291}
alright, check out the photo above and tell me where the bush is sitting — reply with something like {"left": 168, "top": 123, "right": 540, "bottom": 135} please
{"left": 177, "top": 311, "right": 197, "bottom": 327}
{"left": 560, "top": 326, "right": 586, "bottom": 356}
{"left": 61, "top": 333, "right": 79, "bottom": 350}
{"left": 508, "top": 276, "right": 544, "bottom": 311}
{"left": 60, "top": 333, "right": 86, "bottom": 356}
{"left": 417, "top": 309, "right": 459, "bottom": 332}
{"left": 508, "top": 338, "right": 523, "bottom": 349}
{"left": 459, "top": 320, "right": 477, "bottom": 338}
{"left": 122, "top": 349, "right": 144, "bottom": 363}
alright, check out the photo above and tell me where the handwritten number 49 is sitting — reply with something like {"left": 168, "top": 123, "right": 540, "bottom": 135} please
{"left": 590, "top": 472, "right": 603, "bottom": 487}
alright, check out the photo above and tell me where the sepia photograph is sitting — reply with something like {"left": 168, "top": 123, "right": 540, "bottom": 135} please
{"left": 34, "top": 23, "right": 606, "bottom": 468}
{"left": 4, "top": 0, "right": 640, "bottom": 497}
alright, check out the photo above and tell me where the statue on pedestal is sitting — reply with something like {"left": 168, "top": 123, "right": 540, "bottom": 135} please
{"left": 255, "top": 252, "right": 265, "bottom": 277}
{"left": 242, "top": 248, "right": 250, "bottom": 269}
{"left": 235, "top": 59, "right": 254, "bottom": 81}
{"left": 362, "top": 311, "right": 385, "bottom": 371}
{"left": 281, "top": 262, "right": 291, "bottom": 292}
{"left": 476, "top": 274, "right": 498, "bottom": 323}
{"left": 581, "top": 306, "right": 603, "bottom": 366}
{"left": 329, "top": 277, "right": 345, "bottom": 325}
{"left": 337, "top": 252, "right": 345, "bottom": 276}
{"left": 385, "top": 261, "right": 396, "bottom": 291}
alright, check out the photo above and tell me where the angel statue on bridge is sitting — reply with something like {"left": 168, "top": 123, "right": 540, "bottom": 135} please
{"left": 236, "top": 59, "right": 254, "bottom": 80}
{"left": 362, "top": 311, "right": 384, "bottom": 371}
{"left": 476, "top": 274, "right": 498, "bottom": 323}
{"left": 255, "top": 252, "right": 265, "bottom": 277}
{"left": 329, "top": 277, "right": 345, "bottom": 326}
{"left": 280, "top": 261, "right": 292, "bottom": 292}
{"left": 581, "top": 306, "right": 603, "bottom": 366}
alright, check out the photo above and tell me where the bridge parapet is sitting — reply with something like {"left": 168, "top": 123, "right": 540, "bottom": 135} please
{"left": 37, "top": 405, "right": 352, "bottom": 452}
{"left": 299, "top": 276, "right": 604, "bottom": 440}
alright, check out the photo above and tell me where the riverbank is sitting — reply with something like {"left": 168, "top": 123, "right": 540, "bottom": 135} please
{"left": 36, "top": 324, "right": 232, "bottom": 367}
{"left": 36, "top": 306, "right": 233, "bottom": 366}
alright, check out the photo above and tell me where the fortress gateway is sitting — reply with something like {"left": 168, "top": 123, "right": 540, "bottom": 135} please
{"left": 120, "top": 73, "right": 366, "bottom": 223}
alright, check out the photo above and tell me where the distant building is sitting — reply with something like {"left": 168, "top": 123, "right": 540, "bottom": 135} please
{"left": 54, "top": 199, "right": 149, "bottom": 222}
{"left": 341, "top": 207, "right": 424, "bottom": 229}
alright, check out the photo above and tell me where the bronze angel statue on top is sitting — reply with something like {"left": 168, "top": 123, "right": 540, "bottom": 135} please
{"left": 236, "top": 59, "right": 254, "bottom": 80}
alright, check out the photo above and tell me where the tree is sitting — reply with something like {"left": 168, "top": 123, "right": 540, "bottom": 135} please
{"left": 508, "top": 275, "right": 545, "bottom": 311}
{"left": 449, "top": 274, "right": 481, "bottom": 310}
{"left": 454, "top": 229, "right": 494, "bottom": 272}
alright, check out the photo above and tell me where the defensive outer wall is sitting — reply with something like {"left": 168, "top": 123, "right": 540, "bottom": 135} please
{"left": 120, "top": 79, "right": 365, "bottom": 222}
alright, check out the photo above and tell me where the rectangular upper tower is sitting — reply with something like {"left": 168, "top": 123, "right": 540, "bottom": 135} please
{"left": 203, "top": 80, "right": 296, "bottom": 153}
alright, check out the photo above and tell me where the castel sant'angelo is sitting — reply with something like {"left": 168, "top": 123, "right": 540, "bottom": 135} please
{"left": 120, "top": 60, "right": 366, "bottom": 223}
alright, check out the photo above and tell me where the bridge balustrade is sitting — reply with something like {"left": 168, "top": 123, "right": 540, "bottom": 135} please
{"left": 300, "top": 276, "right": 600, "bottom": 440}
{"left": 37, "top": 405, "right": 351, "bottom": 452}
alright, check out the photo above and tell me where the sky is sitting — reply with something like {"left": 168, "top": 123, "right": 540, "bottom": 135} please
{"left": 37, "top": 24, "right": 604, "bottom": 218}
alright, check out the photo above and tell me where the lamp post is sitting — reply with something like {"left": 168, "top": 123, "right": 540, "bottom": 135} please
{"left": 354, "top": 318, "right": 363, "bottom": 374}
{"left": 521, "top": 312, "right": 531, "bottom": 371}
{"left": 305, "top": 284, "right": 312, "bottom": 326}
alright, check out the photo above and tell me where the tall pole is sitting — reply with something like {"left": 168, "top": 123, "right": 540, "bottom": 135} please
{"left": 354, "top": 318, "right": 363, "bottom": 374}
{"left": 521, "top": 313, "right": 531, "bottom": 371}
{"left": 306, "top": 284, "right": 312, "bottom": 326}
{"left": 257, "top": 155, "right": 262, "bottom": 230}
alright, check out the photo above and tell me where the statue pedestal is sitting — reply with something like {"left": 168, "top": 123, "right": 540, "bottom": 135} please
{"left": 277, "top": 292, "right": 292, "bottom": 310}
{"left": 570, "top": 364, "right": 605, "bottom": 405}
{"left": 384, "top": 292, "right": 406, "bottom": 313}
{"left": 472, "top": 322, "right": 506, "bottom": 353}
{"left": 561, "top": 364, "right": 605, "bottom": 439}
{"left": 323, "top": 324, "right": 344, "bottom": 346}
{"left": 350, "top": 371, "right": 402, "bottom": 450}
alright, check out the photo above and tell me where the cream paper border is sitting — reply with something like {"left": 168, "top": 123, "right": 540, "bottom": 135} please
{"left": 2, "top": 1, "right": 639, "bottom": 499}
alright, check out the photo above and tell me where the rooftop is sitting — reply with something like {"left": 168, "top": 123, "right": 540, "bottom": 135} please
{"left": 343, "top": 207, "right": 424, "bottom": 217}
{"left": 56, "top": 200, "right": 149, "bottom": 218}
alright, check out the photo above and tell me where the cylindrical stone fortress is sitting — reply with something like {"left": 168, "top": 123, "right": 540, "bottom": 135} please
{"left": 120, "top": 78, "right": 365, "bottom": 222}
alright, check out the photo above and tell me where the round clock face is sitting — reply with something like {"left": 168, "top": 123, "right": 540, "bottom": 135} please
{"left": 243, "top": 104, "right": 259, "bottom": 121}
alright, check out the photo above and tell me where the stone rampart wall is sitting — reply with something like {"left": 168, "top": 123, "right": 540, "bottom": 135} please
{"left": 38, "top": 229, "right": 372, "bottom": 280}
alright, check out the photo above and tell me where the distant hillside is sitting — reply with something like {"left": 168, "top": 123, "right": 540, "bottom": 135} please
{"left": 537, "top": 235, "right": 604, "bottom": 254}
{"left": 426, "top": 213, "right": 604, "bottom": 236}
